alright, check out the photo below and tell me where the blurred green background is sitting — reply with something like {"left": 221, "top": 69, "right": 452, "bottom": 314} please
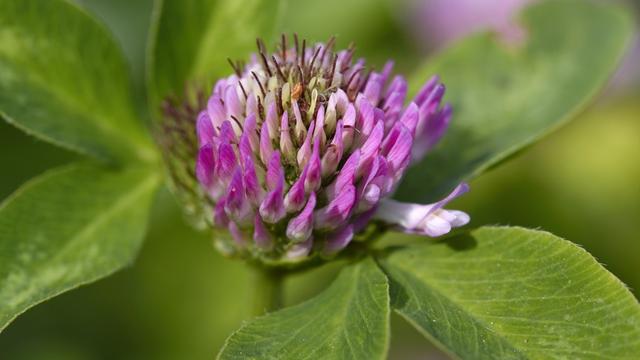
{"left": 0, "top": 0, "right": 638, "bottom": 359}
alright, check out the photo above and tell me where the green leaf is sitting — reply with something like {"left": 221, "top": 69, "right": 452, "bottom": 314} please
{"left": 396, "top": 0, "right": 633, "bottom": 202}
{"left": 0, "top": 0, "right": 156, "bottom": 163}
{"left": 379, "top": 227, "right": 640, "bottom": 359}
{"left": 147, "top": 0, "right": 287, "bottom": 112}
{"left": 0, "top": 164, "right": 160, "bottom": 332}
{"left": 218, "top": 258, "right": 390, "bottom": 359}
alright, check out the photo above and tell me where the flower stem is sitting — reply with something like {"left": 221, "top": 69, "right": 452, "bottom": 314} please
{"left": 251, "top": 267, "right": 285, "bottom": 316}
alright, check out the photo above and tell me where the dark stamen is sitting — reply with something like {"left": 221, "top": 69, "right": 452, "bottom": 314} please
{"left": 308, "top": 45, "right": 322, "bottom": 74}
{"left": 227, "top": 58, "right": 241, "bottom": 77}
{"left": 294, "top": 33, "right": 300, "bottom": 64}
{"left": 251, "top": 71, "right": 266, "bottom": 97}
{"left": 230, "top": 115, "right": 244, "bottom": 132}
{"left": 327, "top": 53, "right": 338, "bottom": 85}
{"left": 281, "top": 33, "right": 287, "bottom": 61}
{"left": 359, "top": 68, "right": 373, "bottom": 92}
{"left": 272, "top": 55, "right": 286, "bottom": 82}
{"left": 341, "top": 43, "right": 356, "bottom": 72}
{"left": 320, "top": 36, "right": 336, "bottom": 65}
{"left": 301, "top": 39, "right": 306, "bottom": 68}
{"left": 256, "top": 38, "right": 266, "bottom": 53}
{"left": 259, "top": 50, "right": 273, "bottom": 77}
{"left": 238, "top": 80, "right": 248, "bottom": 100}
{"left": 346, "top": 67, "right": 364, "bottom": 90}
{"left": 296, "top": 65, "right": 305, "bottom": 91}
{"left": 257, "top": 97, "right": 265, "bottom": 120}
{"left": 275, "top": 87, "right": 284, "bottom": 116}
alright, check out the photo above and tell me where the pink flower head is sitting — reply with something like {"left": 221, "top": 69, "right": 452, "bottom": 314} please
{"left": 194, "top": 36, "right": 469, "bottom": 263}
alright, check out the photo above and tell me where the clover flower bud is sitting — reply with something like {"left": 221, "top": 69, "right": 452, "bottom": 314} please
{"left": 180, "top": 36, "right": 470, "bottom": 264}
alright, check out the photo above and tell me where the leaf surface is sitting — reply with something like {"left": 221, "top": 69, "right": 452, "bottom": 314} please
{"left": 396, "top": 0, "right": 633, "bottom": 202}
{"left": 218, "top": 258, "right": 390, "bottom": 360}
{"left": 0, "top": 164, "right": 159, "bottom": 332}
{"left": 0, "top": 0, "right": 155, "bottom": 162}
{"left": 380, "top": 227, "right": 640, "bottom": 359}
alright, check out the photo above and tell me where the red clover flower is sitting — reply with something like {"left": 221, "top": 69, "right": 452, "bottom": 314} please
{"left": 178, "top": 36, "right": 469, "bottom": 264}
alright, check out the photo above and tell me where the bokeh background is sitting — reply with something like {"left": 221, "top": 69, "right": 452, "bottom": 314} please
{"left": 1, "top": 0, "right": 638, "bottom": 359}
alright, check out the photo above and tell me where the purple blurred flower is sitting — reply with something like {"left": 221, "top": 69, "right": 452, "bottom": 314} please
{"left": 194, "top": 36, "right": 469, "bottom": 263}
{"left": 410, "top": 0, "right": 533, "bottom": 50}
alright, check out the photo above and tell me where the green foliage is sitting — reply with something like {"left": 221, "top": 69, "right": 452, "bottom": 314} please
{"left": 147, "top": 0, "right": 288, "bottom": 112}
{"left": 380, "top": 227, "right": 640, "bottom": 359}
{"left": 396, "top": 0, "right": 633, "bottom": 202}
{"left": 0, "top": 0, "right": 638, "bottom": 358}
{"left": 0, "top": 0, "right": 155, "bottom": 163}
{"left": 0, "top": 164, "right": 159, "bottom": 332}
{"left": 218, "top": 258, "right": 390, "bottom": 360}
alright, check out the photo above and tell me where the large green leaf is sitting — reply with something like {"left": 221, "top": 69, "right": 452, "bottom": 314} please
{"left": 396, "top": 0, "right": 633, "bottom": 202}
{"left": 218, "top": 258, "right": 390, "bottom": 359}
{"left": 0, "top": 0, "right": 155, "bottom": 162}
{"left": 379, "top": 227, "right": 640, "bottom": 359}
{"left": 147, "top": 0, "right": 287, "bottom": 112}
{"left": 0, "top": 164, "right": 160, "bottom": 332}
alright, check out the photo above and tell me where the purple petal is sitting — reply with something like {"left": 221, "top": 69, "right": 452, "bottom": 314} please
{"left": 260, "top": 153, "right": 286, "bottom": 224}
{"left": 355, "top": 95, "right": 375, "bottom": 141}
{"left": 385, "top": 124, "right": 413, "bottom": 175}
{"left": 196, "top": 111, "right": 215, "bottom": 146}
{"left": 207, "top": 95, "right": 226, "bottom": 128}
{"left": 225, "top": 168, "right": 251, "bottom": 223}
{"left": 280, "top": 111, "right": 296, "bottom": 163}
{"left": 305, "top": 140, "right": 321, "bottom": 192}
{"left": 266, "top": 101, "right": 279, "bottom": 140}
{"left": 239, "top": 132, "right": 253, "bottom": 165}
{"left": 363, "top": 73, "right": 384, "bottom": 104}
{"left": 413, "top": 75, "right": 439, "bottom": 105}
{"left": 292, "top": 101, "right": 307, "bottom": 143}
{"left": 286, "top": 192, "right": 317, "bottom": 242}
{"left": 385, "top": 76, "right": 408, "bottom": 100}
{"left": 218, "top": 120, "right": 237, "bottom": 145}
{"left": 358, "top": 121, "right": 384, "bottom": 177}
{"left": 260, "top": 121, "right": 274, "bottom": 166}
{"left": 224, "top": 85, "right": 243, "bottom": 122}
{"left": 253, "top": 214, "right": 273, "bottom": 250}
{"left": 380, "top": 61, "right": 394, "bottom": 85}
{"left": 333, "top": 89, "right": 350, "bottom": 115}
{"left": 243, "top": 154, "right": 263, "bottom": 206}
{"left": 245, "top": 93, "right": 258, "bottom": 118}
{"left": 321, "top": 120, "right": 344, "bottom": 178}
{"left": 216, "top": 142, "right": 237, "bottom": 182}
{"left": 352, "top": 208, "right": 377, "bottom": 233}
{"left": 382, "top": 92, "right": 404, "bottom": 127}
{"left": 399, "top": 103, "right": 420, "bottom": 136}
{"left": 374, "top": 183, "right": 470, "bottom": 237}
{"left": 314, "top": 185, "right": 356, "bottom": 230}
{"left": 284, "top": 166, "right": 308, "bottom": 213}
{"left": 196, "top": 144, "right": 215, "bottom": 188}
{"left": 228, "top": 221, "right": 246, "bottom": 246}
{"left": 324, "top": 225, "right": 355, "bottom": 255}
{"left": 285, "top": 236, "right": 313, "bottom": 260}
{"left": 313, "top": 106, "right": 327, "bottom": 148}
{"left": 259, "top": 184, "right": 285, "bottom": 224}
{"left": 341, "top": 104, "right": 357, "bottom": 149}
{"left": 214, "top": 199, "right": 229, "bottom": 227}
{"left": 413, "top": 103, "right": 452, "bottom": 161}
{"left": 243, "top": 113, "right": 259, "bottom": 153}
{"left": 418, "top": 84, "right": 446, "bottom": 117}
{"left": 265, "top": 151, "right": 284, "bottom": 191}
{"left": 328, "top": 149, "right": 360, "bottom": 198}
{"left": 297, "top": 121, "right": 315, "bottom": 168}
